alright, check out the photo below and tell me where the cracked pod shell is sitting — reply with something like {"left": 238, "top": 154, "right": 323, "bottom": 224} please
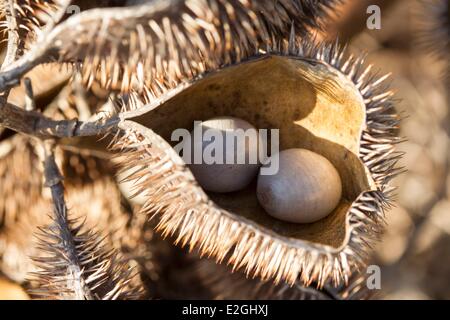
{"left": 112, "top": 36, "right": 401, "bottom": 288}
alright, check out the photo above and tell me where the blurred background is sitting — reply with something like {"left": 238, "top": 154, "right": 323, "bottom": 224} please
{"left": 0, "top": 0, "right": 448, "bottom": 299}
{"left": 321, "top": 0, "right": 449, "bottom": 299}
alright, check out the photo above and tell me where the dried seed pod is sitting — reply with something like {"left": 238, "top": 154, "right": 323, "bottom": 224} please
{"left": 0, "top": 1, "right": 136, "bottom": 57}
{"left": 195, "top": 257, "right": 375, "bottom": 300}
{"left": 257, "top": 148, "right": 342, "bottom": 224}
{"left": 187, "top": 117, "right": 261, "bottom": 193}
{"left": 0, "top": 0, "right": 61, "bottom": 56}
{"left": 4, "top": 0, "right": 338, "bottom": 91}
{"left": 112, "top": 34, "right": 402, "bottom": 288}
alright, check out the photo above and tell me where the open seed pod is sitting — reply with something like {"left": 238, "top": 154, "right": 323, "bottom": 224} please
{"left": 0, "top": 135, "right": 43, "bottom": 229}
{"left": 112, "top": 34, "right": 402, "bottom": 288}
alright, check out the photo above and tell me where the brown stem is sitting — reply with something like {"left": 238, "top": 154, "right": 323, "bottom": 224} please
{"left": 0, "top": 99, "right": 119, "bottom": 139}
{"left": 41, "top": 140, "right": 94, "bottom": 300}
{"left": 24, "top": 78, "right": 36, "bottom": 111}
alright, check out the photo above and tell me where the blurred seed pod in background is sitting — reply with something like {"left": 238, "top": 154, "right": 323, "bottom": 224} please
{"left": 0, "top": 135, "right": 43, "bottom": 229}
{"left": 112, "top": 31, "right": 402, "bottom": 289}
{"left": 0, "top": 0, "right": 140, "bottom": 59}
{"left": 1, "top": 0, "right": 340, "bottom": 92}
{"left": 416, "top": 0, "right": 449, "bottom": 60}
{"left": 0, "top": 0, "right": 61, "bottom": 57}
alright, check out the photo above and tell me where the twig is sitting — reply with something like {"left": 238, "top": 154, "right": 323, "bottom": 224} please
{"left": 24, "top": 78, "right": 36, "bottom": 111}
{"left": 41, "top": 139, "right": 94, "bottom": 300}
{"left": 0, "top": 99, "right": 119, "bottom": 139}
{"left": 32, "top": 138, "right": 145, "bottom": 300}
{"left": 0, "top": 54, "right": 47, "bottom": 92}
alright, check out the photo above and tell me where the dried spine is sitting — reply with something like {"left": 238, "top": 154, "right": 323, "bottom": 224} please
{"left": 0, "top": 0, "right": 340, "bottom": 92}
{"left": 196, "top": 258, "right": 375, "bottom": 300}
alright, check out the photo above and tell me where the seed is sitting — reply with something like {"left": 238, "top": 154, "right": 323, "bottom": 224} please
{"left": 257, "top": 148, "right": 342, "bottom": 223}
{"left": 186, "top": 117, "right": 262, "bottom": 193}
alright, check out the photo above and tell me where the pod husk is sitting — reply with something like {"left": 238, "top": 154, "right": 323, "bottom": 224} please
{"left": 6, "top": 0, "right": 340, "bottom": 91}
{"left": 195, "top": 257, "right": 375, "bottom": 300}
{"left": 0, "top": 136, "right": 145, "bottom": 292}
{"left": 112, "top": 35, "right": 402, "bottom": 287}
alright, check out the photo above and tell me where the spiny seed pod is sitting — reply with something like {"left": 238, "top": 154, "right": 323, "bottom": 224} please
{"left": 187, "top": 117, "right": 262, "bottom": 193}
{"left": 257, "top": 148, "right": 342, "bottom": 224}
{"left": 194, "top": 258, "right": 374, "bottom": 300}
{"left": 0, "top": 1, "right": 137, "bottom": 57}
{"left": 7, "top": 0, "right": 339, "bottom": 92}
{"left": 0, "top": 137, "right": 141, "bottom": 288}
{"left": 112, "top": 32, "right": 402, "bottom": 288}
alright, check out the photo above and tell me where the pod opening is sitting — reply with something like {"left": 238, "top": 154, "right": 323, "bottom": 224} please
{"left": 130, "top": 55, "right": 374, "bottom": 249}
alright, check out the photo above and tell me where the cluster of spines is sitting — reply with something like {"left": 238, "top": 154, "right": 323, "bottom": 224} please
{"left": 112, "top": 32, "right": 402, "bottom": 289}
{"left": 29, "top": 212, "right": 143, "bottom": 300}
{"left": 196, "top": 258, "right": 374, "bottom": 300}
{"left": 34, "top": 0, "right": 341, "bottom": 91}
{"left": 28, "top": 146, "right": 143, "bottom": 300}
{"left": 0, "top": 0, "right": 61, "bottom": 54}
{"left": 0, "top": 135, "right": 145, "bottom": 296}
